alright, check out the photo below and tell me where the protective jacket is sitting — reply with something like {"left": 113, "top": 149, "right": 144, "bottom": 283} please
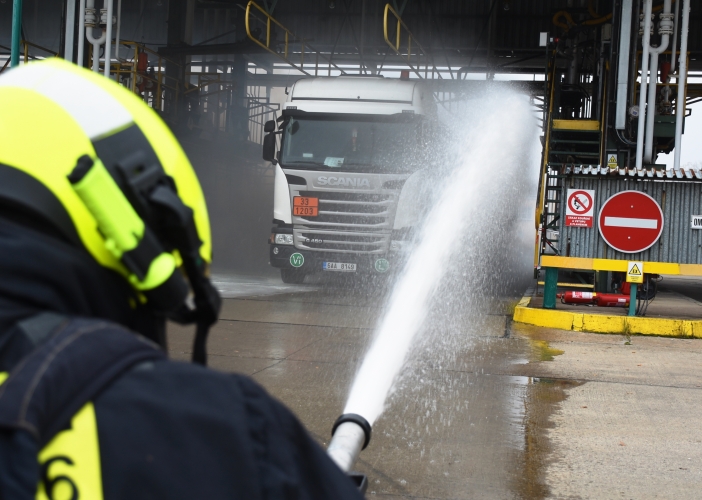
{"left": 0, "top": 219, "right": 363, "bottom": 500}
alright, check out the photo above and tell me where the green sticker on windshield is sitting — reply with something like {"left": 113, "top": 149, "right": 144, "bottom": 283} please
{"left": 290, "top": 253, "right": 305, "bottom": 268}
{"left": 374, "top": 258, "right": 390, "bottom": 273}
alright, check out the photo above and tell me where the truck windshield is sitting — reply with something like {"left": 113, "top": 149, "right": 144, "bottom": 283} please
{"left": 280, "top": 115, "right": 422, "bottom": 173}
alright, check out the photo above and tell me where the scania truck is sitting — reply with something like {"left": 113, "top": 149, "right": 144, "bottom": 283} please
{"left": 262, "top": 75, "right": 438, "bottom": 283}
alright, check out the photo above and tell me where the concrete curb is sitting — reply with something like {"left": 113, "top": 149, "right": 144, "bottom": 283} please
{"left": 513, "top": 294, "right": 702, "bottom": 338}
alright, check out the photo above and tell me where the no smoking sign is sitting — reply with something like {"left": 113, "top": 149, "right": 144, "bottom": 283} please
{"left": 565, "top": 189, "right": 595, "bottom": 227}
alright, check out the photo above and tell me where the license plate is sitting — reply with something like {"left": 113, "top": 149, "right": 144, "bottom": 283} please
{"left": 322, "top": 262, "right": 357, "bottom": 272}
{"left": 293, "top": 196, "right": 318, "bottom": 216}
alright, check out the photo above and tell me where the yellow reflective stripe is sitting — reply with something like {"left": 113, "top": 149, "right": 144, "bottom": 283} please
{"left": 0, "top": 87, "right": 121, "bottom": 274}
{"left": 0, "top": 372, "right": 7, "bottom": 385}
{"left": 36, "top": 402, "right": 103, "bottom": 500}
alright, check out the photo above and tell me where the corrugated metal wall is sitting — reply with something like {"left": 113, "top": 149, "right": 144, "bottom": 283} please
{"left": 560, "top": 177, "right": 702, "bottom": 264}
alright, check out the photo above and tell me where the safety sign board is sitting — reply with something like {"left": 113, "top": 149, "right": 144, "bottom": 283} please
{"left": 607, "top": 154, "right": 618, "bottom": 169}
{"left": 691, "top": 215, "right": 702, "bottom": 229}
{"left": 565, "top": 189, "right": 595, "bottom": 227}
{"left": 626, "top": 261, "right": 644, "bottom": 284}
{"left": 598, "top": 191, "right": 664, "bottom": 253}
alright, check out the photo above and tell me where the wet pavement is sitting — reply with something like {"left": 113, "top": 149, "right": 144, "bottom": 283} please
{"left": 168, "top": 274, "right": 702, "bottom": 499}
{"left": 168, "top": 275, "right": 566, "bottom": 499}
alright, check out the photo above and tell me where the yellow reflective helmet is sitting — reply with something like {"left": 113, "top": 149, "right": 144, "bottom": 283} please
{"left": 0, "top": 59, "right": 219, "bottom": 364}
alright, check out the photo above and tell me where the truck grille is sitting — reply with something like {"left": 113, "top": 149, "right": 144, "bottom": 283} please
{"left": 294, "top": 229, "right": 390, "bottom": 254}
{"left": 291, "top": 190, "right": 397, "bottom": 254}
{"left": 295, "top": 190, "right": 395, "bottom": 229}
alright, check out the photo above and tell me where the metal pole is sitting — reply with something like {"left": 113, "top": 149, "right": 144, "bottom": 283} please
{"left": 543, "top": 267, "right": 558, "bottom": 309}
{"left": 10, "top": 0, "right": 23, "bottom": 68}
{"left": 77, "top": 0, "right": 86, "bottom": 67}
{"left": 64, "top": 0, "right": 76, "bottom": 62}
{"left": 673, "top": 0, "right": 690, "bottom": 170}
{"left": 635, "top": 0, "right": 653, "bottom": 169}
{"left": 628, "top": 283, "right": 637, "bottom": 316}
{"left": 615, "top": 0, "right": 633, "bottom": 129}
{"left": 104, "top": 0, "right": 114, "bottom": 77}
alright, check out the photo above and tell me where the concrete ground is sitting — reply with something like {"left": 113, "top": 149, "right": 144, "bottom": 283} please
{"left": 167, "top": 273, "right": 702, "bottom": 499}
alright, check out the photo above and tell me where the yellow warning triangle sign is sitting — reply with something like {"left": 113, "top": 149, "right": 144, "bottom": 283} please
{"left": 608, "top": 155, "right": 617, "bottom": 163}
{"left": 629, "top": 264, "right": 641, "bottom": 275}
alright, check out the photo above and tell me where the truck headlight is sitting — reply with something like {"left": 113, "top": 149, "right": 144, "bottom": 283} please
{"left": 274, "top": 233, "right": 294, "bottom": 245}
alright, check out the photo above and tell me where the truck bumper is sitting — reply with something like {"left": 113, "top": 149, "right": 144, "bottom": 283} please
{"left": 269, "top": 244, "right": 400, "bottom": 274}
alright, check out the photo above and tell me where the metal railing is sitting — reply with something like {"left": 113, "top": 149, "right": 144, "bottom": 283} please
{"left": 382, "top": 3, "right": 440, "bottom": 79}
{"left": 105, "top": 41, "right": 181, "bottom": 115}
{"left": 0, "top": 40, "right": 57, "bottom": 73}
{"left": 244, "top": 0, "right": 347, "bottom": 76}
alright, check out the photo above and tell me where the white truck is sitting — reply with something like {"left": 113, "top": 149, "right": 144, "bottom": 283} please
{"left": 262, "top": 75, "right": 438, "bottom": 283}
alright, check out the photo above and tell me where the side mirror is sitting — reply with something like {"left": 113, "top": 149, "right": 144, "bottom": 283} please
{"left": 262, "top": 133, "right": 276, "bottom": 162}
{"left": 264, "top": 120, "right": 276, "bottom": 133}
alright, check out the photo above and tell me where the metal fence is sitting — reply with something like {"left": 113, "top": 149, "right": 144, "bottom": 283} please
{"left": 559, "top": 176, "right": 702, "bottom": 264}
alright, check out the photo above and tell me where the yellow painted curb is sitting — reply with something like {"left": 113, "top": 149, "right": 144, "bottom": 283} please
{"left": 513, "top": 295, "right": 702, "bottom": 338}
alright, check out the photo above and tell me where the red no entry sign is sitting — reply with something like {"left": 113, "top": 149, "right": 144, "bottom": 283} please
{"left": 598, "top": 190, "right": 664, "bottom": 253}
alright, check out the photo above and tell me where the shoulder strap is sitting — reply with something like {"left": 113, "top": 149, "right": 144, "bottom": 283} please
{"left": 0, "top": 318, "right": 165, "bottom": 447}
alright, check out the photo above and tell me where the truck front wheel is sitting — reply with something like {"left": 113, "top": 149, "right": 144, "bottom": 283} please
{"left": 281, "top": 269, "right": 307, "bottom": 284}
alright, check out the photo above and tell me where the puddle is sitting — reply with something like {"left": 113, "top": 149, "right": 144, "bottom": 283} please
{"left": 512, "top": 377, "right": 585, "bottom": 499}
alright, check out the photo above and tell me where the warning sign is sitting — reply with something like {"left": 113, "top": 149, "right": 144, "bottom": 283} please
{"left": 607, "top": 154, "right": 618, "bottom": 169}
{"left": 626, "top": 261, "right": 644, "bottom": 284}
{"left": 565, "top": 189, "right": 595, "bottom": 227}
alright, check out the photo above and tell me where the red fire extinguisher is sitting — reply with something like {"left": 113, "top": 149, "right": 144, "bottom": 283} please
{"left": 557, "top": 291, "right": 596, "bottom": 304}
{"left": 594, "top": 293, "right": 630, "bottom": 307}
{"left": 557, "top": 291, "right": 630, "bottom": 307}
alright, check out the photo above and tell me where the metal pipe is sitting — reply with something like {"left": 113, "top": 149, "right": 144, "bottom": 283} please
{"left": 10, "top": 0, "right": 23, "bottom": 68}
{"left": 85, "top": 0, "right": 106, "bottom": 72}
{"left": 114, "top": 0, "right": 122, "bottom": 62}
{"left": 327, "top": 414, "right": 371, "bottom": 473}
{"left": 615, "top": 0, "right": 633, "bottom": 129}
{"left": 635, "top": 0, "right": 653, "bottom": 169}
{"left": 103, "top": 0, "right": 113, "bottom": 77}
{"left": 670, "top": 0, "right": 680, "bottom": 73}
{"left": 673, "top": 0, "right": 690, "bottom": 170}
{"left": 644, "top": 0, "right": 671, "bottom": 163}
{"left": 64, "top": 0, "right": 76, "bottom": 62}
{"left": 77, "top": 0, "right": 86, "bottom": 66}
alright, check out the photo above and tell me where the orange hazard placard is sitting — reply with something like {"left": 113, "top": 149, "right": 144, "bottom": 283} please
{"left": 293, "top": 196, "right": 318, "bottom": 216}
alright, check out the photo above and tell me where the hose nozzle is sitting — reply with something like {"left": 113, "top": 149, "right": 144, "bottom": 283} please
{"left": 327, "top": 413, "right": 371, "bottom": 473}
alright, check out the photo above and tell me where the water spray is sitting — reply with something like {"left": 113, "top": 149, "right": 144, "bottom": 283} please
{"left": 325, "top": 92, "right": 537, "bottom": 492}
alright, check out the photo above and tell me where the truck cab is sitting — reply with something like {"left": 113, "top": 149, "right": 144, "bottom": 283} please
{"left": 263, "top": 75, "right": 437, "bottom": 283}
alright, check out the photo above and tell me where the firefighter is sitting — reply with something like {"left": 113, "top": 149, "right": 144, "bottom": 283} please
{"left": 0, "top": 59, "right": 362, "bottom": 500}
